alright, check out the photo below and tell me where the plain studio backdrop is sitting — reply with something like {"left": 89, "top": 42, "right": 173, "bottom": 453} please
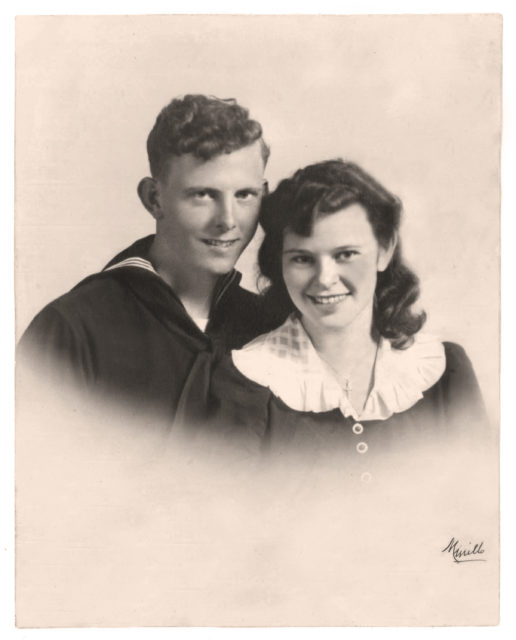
{"left": 14, "top": 14, "right": 501, "bottom": 628}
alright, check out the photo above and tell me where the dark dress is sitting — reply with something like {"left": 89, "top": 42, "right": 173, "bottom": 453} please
{"left": 182, "top": 330, "right": 489, "bottom": 482}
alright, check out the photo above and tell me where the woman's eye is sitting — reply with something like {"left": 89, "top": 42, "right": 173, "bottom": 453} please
{"left": 335, "top": 250, "right": 359, "bottom": 262}
{"left": 291, "top": 255, "right": 313, "bottom": 265}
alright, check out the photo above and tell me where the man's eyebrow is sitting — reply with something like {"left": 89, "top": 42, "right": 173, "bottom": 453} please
{"left": 183, "top": 185, "right": 263, "bottom": 192}
{"left": 183, "top": 186, "right": 218, "bottom": 193}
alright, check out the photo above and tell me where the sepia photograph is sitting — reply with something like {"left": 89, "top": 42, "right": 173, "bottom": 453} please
{"left": 13, "top": 10, "right": 501, "bottom": 629}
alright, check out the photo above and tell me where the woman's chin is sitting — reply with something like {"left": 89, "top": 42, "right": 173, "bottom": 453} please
{"left": 301, "top": 309, "right": 354, "bottom": 333}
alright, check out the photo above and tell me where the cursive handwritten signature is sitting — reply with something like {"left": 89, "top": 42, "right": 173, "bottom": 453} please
{"left": 441, "top": 537, "right": 486, "bottom": 563}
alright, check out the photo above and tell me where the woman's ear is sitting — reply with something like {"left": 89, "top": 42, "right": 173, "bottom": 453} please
{"left": 377, "top": 234, "right": 398, "bottom": 272}
{"left": 137, "top": 177, "right": 162, "bottom": 219}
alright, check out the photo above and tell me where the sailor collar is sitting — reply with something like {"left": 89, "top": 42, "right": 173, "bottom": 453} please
{"left": 103, "top": 254, "right": 240, "bottom": 312}
{"left": 232, "top": 314, "right": 446, "bottom": 421}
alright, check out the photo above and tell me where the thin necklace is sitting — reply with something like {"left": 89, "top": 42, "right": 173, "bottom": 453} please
{"left": 317, "top": 340, "right": 380, "bottom": 400}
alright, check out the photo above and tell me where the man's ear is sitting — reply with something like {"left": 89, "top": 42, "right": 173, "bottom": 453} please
{"left": 377, "top": 234, "right": 398, "bottom": 272}
{"left": 137, "top": 177, "right": 162, "bottom": 219}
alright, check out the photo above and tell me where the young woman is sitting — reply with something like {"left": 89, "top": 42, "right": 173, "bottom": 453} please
{"left": 190, "top": 160, "right": 487, "bottom": 476}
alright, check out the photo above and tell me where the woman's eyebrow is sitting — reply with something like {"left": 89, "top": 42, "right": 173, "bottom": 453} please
{"left": 283, "top": 244, "right": 363, "bottom": 254}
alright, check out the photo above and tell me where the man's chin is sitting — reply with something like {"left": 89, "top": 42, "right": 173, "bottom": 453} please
{"left": 199, "top": 257, "right": 239, "bottom": 277}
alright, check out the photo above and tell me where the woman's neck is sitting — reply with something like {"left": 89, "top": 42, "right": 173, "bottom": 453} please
{"left": 301, "top": 306, "right": 379, "bottom": 414}
{"left": 301, "top": 305, "right": 377, "bottom": 368}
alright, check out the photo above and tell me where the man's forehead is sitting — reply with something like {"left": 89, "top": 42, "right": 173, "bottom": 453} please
{"left": 163, "top": 142, "right": 265, "bottom": 184}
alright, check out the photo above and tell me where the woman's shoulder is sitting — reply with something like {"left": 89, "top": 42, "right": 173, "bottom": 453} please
{"left": 396, "top": 336, "right": 482, "bottom": 400}
{"left": 436, "top": 341, "right": 484, "bottom": 398}
{"left": 390, "top": 335, "right": 475, "bottom": 382}
{"left": 441, "top": 341, "right": 474, "bottom": 371}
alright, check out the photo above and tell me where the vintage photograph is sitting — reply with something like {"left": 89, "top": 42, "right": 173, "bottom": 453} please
{"left": 15, "top": 14, "right": 500, "bottom": 627}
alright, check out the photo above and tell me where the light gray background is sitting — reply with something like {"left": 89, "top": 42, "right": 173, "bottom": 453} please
{"left": 16, "top": 14, "right": 500, "bottom": 414}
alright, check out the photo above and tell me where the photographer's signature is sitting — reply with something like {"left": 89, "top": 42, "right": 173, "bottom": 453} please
{"left": 441, "top": 537, "right": 486, "bottom": 563}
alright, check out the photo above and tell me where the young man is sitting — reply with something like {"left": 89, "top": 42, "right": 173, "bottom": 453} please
{"left": 19, "top": 94, "right": 282, "bottom": 422}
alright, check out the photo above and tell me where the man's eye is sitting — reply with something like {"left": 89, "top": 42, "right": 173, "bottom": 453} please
{"left": 189, "top": 190, "right": 214, "bottom": 200}
{"left": 236, "top": 190, "right": 259, "bottom": 200}
{"left": 194, "top": 190, "right": 211, "bottom": 199}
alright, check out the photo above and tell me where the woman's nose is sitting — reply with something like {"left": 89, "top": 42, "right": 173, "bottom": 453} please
{"left": 316, "top": 258, "right": 340, "bottom": 288}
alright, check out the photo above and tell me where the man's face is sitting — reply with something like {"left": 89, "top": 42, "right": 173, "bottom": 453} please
{"left": 154, "top": 142, "right": 265, "bottom": 278}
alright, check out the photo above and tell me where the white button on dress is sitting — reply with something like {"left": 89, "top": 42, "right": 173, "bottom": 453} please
{"left": 356, "top": 442, "right": 368, "bottom": 454}
{"left": 352, "top": 422, "right": 364, "bottom": 435}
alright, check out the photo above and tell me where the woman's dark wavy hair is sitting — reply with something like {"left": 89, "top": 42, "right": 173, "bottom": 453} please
{"left": 258, "top": 160, "right": 426, "bottom": 349}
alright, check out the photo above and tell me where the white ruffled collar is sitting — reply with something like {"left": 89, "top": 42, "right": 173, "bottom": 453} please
{"left": 232, "top": 315, "right": 445, "bottom": 421}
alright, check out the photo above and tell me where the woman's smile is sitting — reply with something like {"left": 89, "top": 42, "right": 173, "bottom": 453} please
{"left": 306, "top": 292, "right": 351, "bottom": 306}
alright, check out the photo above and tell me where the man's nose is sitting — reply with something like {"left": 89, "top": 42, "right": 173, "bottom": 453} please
{"left": 316, "top": 258, "right": 340, "bottom": 288}
{"left": 214, "top": 194, "right": 236, "bottom": 231}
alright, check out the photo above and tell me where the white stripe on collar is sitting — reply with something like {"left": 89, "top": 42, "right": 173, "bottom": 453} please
{"left": 104, "top": 257, "right": 159, "bottom": 275}
{"left": 232, "top": 315, "right": 446, "bottom": 421}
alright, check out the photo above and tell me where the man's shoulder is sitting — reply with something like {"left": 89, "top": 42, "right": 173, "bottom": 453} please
{"left": 28, "top": 236, "right": 158, "bottom": 324}
{"left": 227, "top": 284, "right": 281, "bottom": 316}
{"left": 102, "top": 235, "right": 155, "bottom": 269}
{"left": 42, "top": 271, "right": 137, "bottom": 318}
{"left": 231, "top": 284, "right": 261, "bottom": 305}
{"left": 217, "top": 284, "right": 287, "bottom": 347}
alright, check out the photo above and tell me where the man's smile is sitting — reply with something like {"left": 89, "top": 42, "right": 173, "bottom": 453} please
{"left": 201, "top": 238, "right": 240, "bottom": 248}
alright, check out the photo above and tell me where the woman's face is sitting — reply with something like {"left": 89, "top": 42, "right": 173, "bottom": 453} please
{"left": 281, "top": 204, "right": 394, "bottom": 334}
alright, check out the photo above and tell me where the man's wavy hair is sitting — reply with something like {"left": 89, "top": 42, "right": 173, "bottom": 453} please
{"left": 146, "top": 94, "right": 270, "bottom": 178}
{"left": 258, "top": 160, "right": 426, "bottom": 349}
